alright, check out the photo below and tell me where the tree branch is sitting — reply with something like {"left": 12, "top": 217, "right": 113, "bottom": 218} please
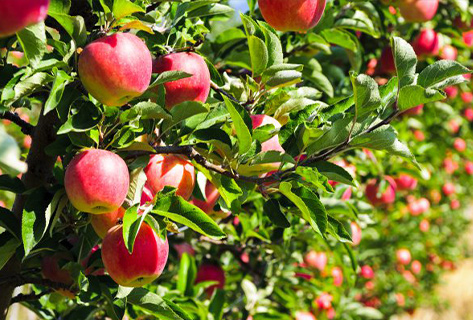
{"left": 10, "top": 290, "right": 52, "bottom": 305}
{"left": 0, "top": 111, "right": 35, "bottom": 135}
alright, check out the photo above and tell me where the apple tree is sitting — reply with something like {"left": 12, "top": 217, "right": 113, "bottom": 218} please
{"left": 1, "top": 0, "right": 473, "bottom": 319}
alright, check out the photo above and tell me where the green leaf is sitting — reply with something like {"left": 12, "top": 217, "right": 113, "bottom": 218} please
{"left": 209, "top": 289, "right": 226, "bottom": 320}
{"left": 259, "top": 22, "right": 283, "bottom": 67}
{"left": 0, "top": 207, "right": 21, "bottom": 240}
{"left": 0, "top": 128, "right": 27, "bottom": 176}
{"left": 0, "top": 234, "right": 20, "bottom": 270}
{"left": 120, "top": 101, "right": 171, "bottom": 123}
{"left": 44, "top": 69, "right": 72, "bottom": 115}
{"left": 0, "top": 174, "right": 25, "bottom": 193}
{"left": 16, "top": 22, "right": 47, "bottom": 68}
{"left": 306, "top": 116, "right": 353, "bottom": 155}
{"left": 398, "top": 85, "right": 445, "bottom": 111}
{"left": 112, "top": 0, "right": 145, "bottom": 20}
{"left": 149, "top": 71, "right": 192, "bottom": 89}
{"left": 49, "top": 13, "right": 87, "bottom": 46}
{"left": 126, "top": 288, "right": 185, "bottom": 320}
{"left": 222, "top": 95, "right": 253, "bottom": 154}
{"left": 122, "top": 205, "right": 147, "bottom": 254}
{"left": 248, "top": 35, "right": 268, "bottom": 75}
{"left": 350, "top": 72, "right": 381, "bottom": 121}
{"left": 263, "top": 199, "right": 290, "bottom": 228}
{"left": 279, "top": 182, "right": 327, "bottom": 235}
{"left": 417, "top": 60, "right": 471, "bottom": 88}
{"left": 152, "top": 193, "right": 226, "bottom": 239}
{"left": 177, "top": 253, "right": 197, "bottom": 296}
{"left": 57, "top": 101, "right": 102, "bottom": 134}
{"left": 312, "top": 161, "right": 356, "bottom": 186}
{"left": 327, "top": 216, "right": 352, "bottom": 242}
{"left": 392, "top": 37, "right": 417, "bottom": 87}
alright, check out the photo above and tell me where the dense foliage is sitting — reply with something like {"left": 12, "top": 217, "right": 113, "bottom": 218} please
{"left": 1, "top": 0, "right": 473, "bottom": 319}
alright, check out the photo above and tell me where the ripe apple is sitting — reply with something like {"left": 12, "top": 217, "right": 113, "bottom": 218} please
{"left": 395, "top": 174, "right": 417, "bottom": 191}
{"left": 445, "top": 86, "right": 458, "bottom": 99}
{"left": 140, "top": 183, "right": 154, "bottom": 205}
{"left": 195, "top": 263, "right": 225, "bottom": 296}
{"left": 90, "top": 207, "right": 125, "bottom": 239}
{"left": 448, "top": 119, "right": 460, "bottom": 134}
{"left": 396, "top": 249, "right": 412, "bottom": 265}
{"left": 411, "top": 260, "right": 422, "bottom": 274}
{"left": 395, "top": 293, "right": 406, "bottom": 307}
{"left": 464, "top": 108, "right": 473, "bottom": 121}
{"left": 41, "top": 255, "right": 75, "bottom": 298}
{"left": 413, "top": 129, "right": 425, "bottom": 141}
{"left": 461, "top": 92, "right": 473, "bottom": 103}
{"left": 152, "top": 52, "right": 210, "bottom": 109}
{"left": 65, "top": 149, "right": 130, "bottom": 214}
{"left": 365, "top": 281, "right": 375, "bottom": 290}
{"left": 295, "top": 311, "right": 316, "bottom": 320}
{"left": 360, "top": 265, "right": 374, "bottom": 279}
{"left": 331, "top": 267, "right": 343, "bottom": 287}
{"left": 78, "top": 33, "right": 152, "bottom": 106}
{"left": 190, "top": 181, "right": 220, "bottom": 214}
{"left": 174, "top": 242, "right": 195, "bottom": 259}
{"left": 412, "top": 29, "right": 439, "bottom": 58}
{"left": 443, "top": 158, "right": 458, "bottom": 174}
{"left": 403, "top": 104, "right": 424, "bottom": 116}
{"left": 0, "top": 0, "right": 50, "bottom": 37}
{"left": 350, "top": 222, "right": 362, "bottom": 246}
{"left": 440, "top": 45, "right": 458, "bottom": 60}
{"left": 454, "top": 138, "right": 466, "bottom": 152}
{"left": 450, "top": 199, "right": 460, "bottom": 209}
{"left": 419, "top": 219, "right": 430, "bottom": 232}
{"left": 304, "top": 250, "right": 327, "bottom": 271}
{"left": 258, "top": 0, "right": 326, "bottom": 32}
{"left": 379, "top": 47, "right": 395, "bottom": 75}
{"left": 463, "top": 31, "right": 473, "bottom": 47}
{"left": 327, "top": 307, "right": 336, "bottom": 320}
{"left": 144, "top": 154, "right": 195, "bottom": 200}
{"left": 398, "top": 0, "right": 438, "bottom": 22}
{"left": 101, "top": 223, "right": 169, "bottom": 287}
{"left": 315, "top": 292, "right": 333, "bottom": 310}
{"left": 465, "top": 161, "right": 473, "bottom": 175}
{"left": 365, "top": 176, "right": 396, "bottom": 206}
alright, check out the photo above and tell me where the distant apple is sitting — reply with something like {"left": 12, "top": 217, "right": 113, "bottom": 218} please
{"left": 350, "top": 222, "right": 362, "bottom": 246}
{"left": 396, "top": 249, "right": 412, "bottom": 265}
{"left": 395, "top": 174, "right": 417, "bottom": 191}
{"left": 304, "top": 250, "right": 327, "bottom": 271}
{"left": 360, "top": 265, "right": 374, "bottom": 279}
{"left": 398, "top": 0, "right": 438, "bottom": 23}
{"left": 195, "top": 263, "right": 225, "bottom": 296}
{"left": 454, "top": 138, "right": 466, "bottom": 152}
{"left": 464, "top": 108, "right": 473, "bottom": 121}
{"left": 0, "top": 0, "right": 50, "bottom": 37}
{"left": 440, "top": 45, "right": 458, "bottom": 60}
{"left": 412, "top": 29, "right": 439, "bottom": 58}
{"left": 365, "top": 176, "right": 396, "bottom": 206}
{"left": 331, "top": 267, "right": 343, "bottom": 287}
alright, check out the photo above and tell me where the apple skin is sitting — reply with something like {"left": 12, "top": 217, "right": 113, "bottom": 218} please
{"left": 463, "top": 31, "right": 473, "bottom": 47}
{"left": 41, "top": 255, "right": 75, "bottom": 298}
{"left": 398, "top": 0, "right": 438, "bottom": 23}
{"left": 90, "top": 207, "right": 125, "bottom": 239}
{"left": 402, "top": 104, "right": 424, "bottom": 116}
{"left": 331, "top": 267, "right": 343, "bottom": 286}
{"left": 65, "top": 149, "right": 130, "bottom": 214}
{"left": 315, "top": 292, "right": 333, "bottom": 310}
{"left": 445, "top": 86, "right": 458, "bottom": 99}
{"left": 454, "top": 138, "right": 466, "bottom": 152}
{"left": 295, "top": 311, "right": 316, "bottom": 320}
{"left": 190, "top": 181, "right": 220, "bottom": 214}
{"left": 365, "top": 176, "right": 396, "bottom": 206}
{"left": 464, "top": 108, "right": 473, "bottom": 121}
{"left": 419, "top": 219, "right": 430, "bottom": 232}
{"left": 411, "top": 260, "right": 422, "bottom": 274}
{"left": 258, "top": 0, "right": 326, "bottom": 32}
{"left": 152, "top": 52, "right": 210, "bottom": 109}
{"left": 394, "top": 174, "right": 417, "bottom": 191}
{"left": 304, "top": 250, "right": 327, "bottom": 271}
{"left": 350, "top": 222, "right": 362, "bottom": 246}
{"left": 396, "top": 249, "right": 412, "bottom": 265}
{"left": 144, "top": 154, "right": 195, "bottom": 200}
{"left": 0, "top": 0, "right": 49, "bottom": 37}
{"left": 251, "top": 114, "right": 284, "bottom": 153}
{"left": 379, "top": 47, "right": 395, "bottom": 75}
{"left": 412, "top": 29, "right": 439, "bottom": 58}
{"left": 101, "top": 223, "right": 169, "bottom": 287}
{"left": 440, "top": 45, "right": 458, "bottom": 60}
{"left": 195, "top": 263, "right": 225, "bottom": 296}
{"left": 465, "top": 161, "right": 473, "bottom": 175}
{"left": 360, "top": 265, "right": 374, "bottom": 279}
{"left": 78, "top": 33, "right": 152, "bottom": 106}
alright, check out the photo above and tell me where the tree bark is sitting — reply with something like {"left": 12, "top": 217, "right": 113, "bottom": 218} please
{"left": 0, "top": 110, "right": 59, "bottom": 320}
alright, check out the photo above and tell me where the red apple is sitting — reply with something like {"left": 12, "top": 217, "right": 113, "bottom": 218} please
{"left": 450, "top": 199, "right": 460, "bottom": 209}
{"left": 315, "top": 292, "right": 333, "bottom": 310}
{"left": 395, "top": 293, "right": 406, "bottom": 307}
{"left": 144, "top": 154, "right": 195, "bottom": 200}
{"left": 443, "top": 158, "right": 458, "bottom": 174}
{"left": 394, "top": 174, "right": 417, "bottom": 191}
{"left": 195, "top": 263, "right": 225, "bottom": 296}
{"left": 90, "top": 207, "right": 125, "bottom": 239}
{"left": 295, "top": 311, "right": 316, "bottom": 320}
{"left": 396, "top": 249, "right": 412, "bottom": 265}
{"left": 258, "top": 0, "right": 326, "bottom": 32}
{"left": 454, "top": 138, "right": 466, "bottom": 152}
{"left": 403, "top": 104, "right": 424, "bottom": 116}
{"left": 411, "top": 260, "right": 422, "bottom": 274}
{"left": 360, "top": 265, "right": 374, "bottom": 279}
{"left": 0, "top": 0, "right": 49, "bottom": 37}
{"left": 464, "top": 108, "right": 473, "bottom": 121}
{"left": 464, "top": 31, "right": 473, "bottom": 46}
{"left": 304, "top": 250, "right": 327, "bottom": 271}
{"left": 365, "top": 176, "right": 396, "bottom": 206}
{"left": 251, "top": 114, "right": 285, "bottom": 153}
{"left": 398, "top": 0, "right": 438, "bottom": 22}
{"left": 461, "top": 92, "right": 473, "bottom": 103}
{"left": 365, "top": 281, "right": 375, "bottom": 290}
{"left": 444, "top": 86, "right": 458, "bottom": 99}
{"left": 341, "top": 187, "right": 352, "bottom": 200}
{"left": 350, "top": 222, "right": 362, "bottom": 246}
{"left": 448, "top": 119, "right": 460, "bottom": 134}
{"left": 465, "top": 161, "right": 473, "bottom": 175}
{"left": 78, "top": 33, "right": 152, "bottom": 106}
{"left": 327, "top": 307, "right": 336, "bottom": 320}
{"left": 331, "top": 267, "right": 343, "bottom": 287}
{"left": 41, "top": 255, "right": 75, "bottom": 298}
{"left": 440, "top": 45, "right": 458, "bottom": 60}
{"left": 174, "top": 242, "right": 195, "bottom": 259}
{"left": 379, "top": 47, "right": 395, "bottom": 75}
{"left": 101, "top": 223, "right": 169, "bottom": 287}
{"left": 413, "top": 129, "right": 425, "bottom": 141}
{"left": 412, "top": 29, "right": 439, "bottom": 57}
{"left": 65, "top": 149, "right": 130, "bottom": 214}
{"left": 140, "top": 183, "right": 154, "bottom": 205}
{"left": 152, "top": 52, "right": 210, "bottom": 109}
{"left": 190, "top": 181, "right": 220, "bottom": 214}
{"left": 420, "top": 219, "right": 430, "bottom": 232}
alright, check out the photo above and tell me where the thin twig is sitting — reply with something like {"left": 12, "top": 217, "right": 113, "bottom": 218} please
{"left": 210, "top": 82, "right": 251, "bottom": 112}
{"left": 0, "top": 111, "right": 35, "bottom": 135}
{"left": 10, "top": 290, "right": 52, "bottom": 305}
